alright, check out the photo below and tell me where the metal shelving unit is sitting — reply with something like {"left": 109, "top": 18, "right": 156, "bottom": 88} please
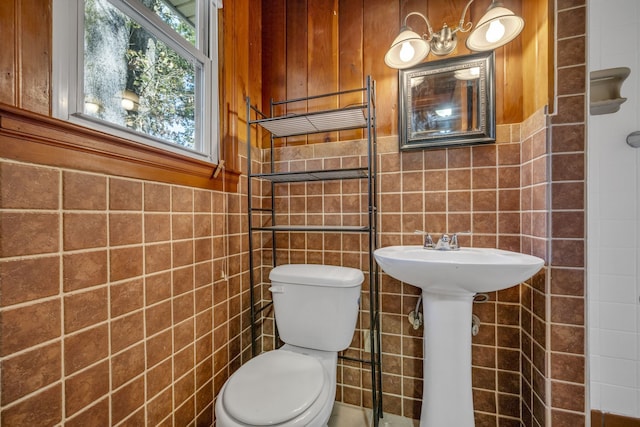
{"left": 245, "top": 76, "right": 383, "bottom": 425}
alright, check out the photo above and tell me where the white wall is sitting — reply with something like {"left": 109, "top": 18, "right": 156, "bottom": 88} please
{"left": 588, "top": 0, "right": 640, "bottom": 417}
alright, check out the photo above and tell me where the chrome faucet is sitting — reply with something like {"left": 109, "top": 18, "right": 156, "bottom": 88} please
{"left": 415, "top": 230, "right": 468, "bottom": 251}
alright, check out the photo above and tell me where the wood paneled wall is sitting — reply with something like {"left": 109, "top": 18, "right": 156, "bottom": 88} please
{"left": 0, "top": 0, "right": 51, "bottom": 115}
{"left": 260, "top": 0, "right": 552, "bottom": 148}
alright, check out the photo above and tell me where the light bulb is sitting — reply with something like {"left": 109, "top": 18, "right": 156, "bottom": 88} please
{"left": 485, "top": 20, "right": 505, "bottom": 43}
{"left": 399, "top": 41, "right": 415, "bottom": 63}
{"left": 121, "top": 98, "right": 135, "bottom": 111}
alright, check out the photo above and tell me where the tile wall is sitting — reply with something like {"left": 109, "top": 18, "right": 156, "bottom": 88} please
{"left": 247, "top": 118, "right": 549, "bottom": 424}
{"left": 0, "top": 161, "right": 248, "bottom": 426}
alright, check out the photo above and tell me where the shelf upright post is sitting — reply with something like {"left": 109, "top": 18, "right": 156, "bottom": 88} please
{"left": 246, "top": 96, "right": 258, "bottom": 357}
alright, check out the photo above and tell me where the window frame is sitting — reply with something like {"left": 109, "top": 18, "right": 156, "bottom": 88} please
{"left": 52, "top": 0, "right": 220, "bottom": 164}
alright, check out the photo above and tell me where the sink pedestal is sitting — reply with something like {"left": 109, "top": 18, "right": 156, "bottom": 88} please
{"left": 420, "top": 291, "right": 475, "bottom": 426}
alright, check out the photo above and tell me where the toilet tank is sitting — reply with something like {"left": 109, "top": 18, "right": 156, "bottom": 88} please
{"left": 268, "top": 264, "right": 363, "bottom": 352}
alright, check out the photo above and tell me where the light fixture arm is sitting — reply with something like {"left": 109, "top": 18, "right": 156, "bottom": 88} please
{"left": 455, "top": 0, "right": 476, "bottom": 34}
{"left": 403, "top": 11, "right": 435, "bottom": 41}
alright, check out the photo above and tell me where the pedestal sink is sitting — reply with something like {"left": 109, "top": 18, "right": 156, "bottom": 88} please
{"left": 373, "top": 246, "right": 544, "bottom": 427}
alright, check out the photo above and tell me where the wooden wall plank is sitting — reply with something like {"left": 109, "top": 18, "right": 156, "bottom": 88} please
{"left": 17, "top": 0, "right": 50, "bottom": 115}
{"left": 257, "top": 0, "right": 549, "bottom": 142}
{"left": 307, "top": 0, "right": 339, "bottom": 144}
{"left": 364, "top": 0, "right": 399, "bottom": 138}
{"left": 235, "top": 0, "right": 250, "bottom": 168}
{"left": 0, "top": 0, "right": 16, "bottom": 106}
{"left": 285, "top": 0, "right": 308, "bottom": 146}
{"left": 261, "top": 0, "right": 286, "bottom": 149}
{"left": 338, "top": 0, "right": 363, "bottom": 141}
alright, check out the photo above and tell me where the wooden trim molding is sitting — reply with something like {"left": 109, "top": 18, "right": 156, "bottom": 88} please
{"left": 592, "top": 410, "right": 640, "bottom": 427}
{"left": 0, "top": 104, "right": 239, "bottom": 192}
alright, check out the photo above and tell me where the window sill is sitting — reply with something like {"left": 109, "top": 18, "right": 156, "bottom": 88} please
{"left": 0, "top": 104, "right": 238, "bottom": 192}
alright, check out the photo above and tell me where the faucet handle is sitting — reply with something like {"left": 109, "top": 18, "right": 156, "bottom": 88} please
{"left": 414, "top": 230, "right": 435, "bottom": 248}
{"left": 449, "top": 231, "right": 470, "bottom": 250}
{"left": 450, "top": 234, "right": 459, "bottom": 250}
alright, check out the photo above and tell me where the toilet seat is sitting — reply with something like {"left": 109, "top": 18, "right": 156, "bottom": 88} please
{"left": 222, "top": 350, "right": 326, "bottom": 425}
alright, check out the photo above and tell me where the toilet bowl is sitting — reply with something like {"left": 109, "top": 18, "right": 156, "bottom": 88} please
{"left": 215, "top": 264, "right": 363, "bottom": 427}
{"left": 215, "top": 345, "right": 336, "bottom": 426}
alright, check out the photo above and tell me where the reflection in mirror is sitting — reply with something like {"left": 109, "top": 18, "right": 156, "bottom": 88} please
{"left": 399, "top": 52, "right": 495, "bottom": 150}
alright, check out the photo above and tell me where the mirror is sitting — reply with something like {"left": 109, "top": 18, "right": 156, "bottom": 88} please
{"left": 399, "top": 51, "right": 495, "bottom": 150}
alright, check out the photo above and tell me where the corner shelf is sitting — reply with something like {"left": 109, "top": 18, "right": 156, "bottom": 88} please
{"left": 245, "top": 76, "right": 382, "bottom": 426}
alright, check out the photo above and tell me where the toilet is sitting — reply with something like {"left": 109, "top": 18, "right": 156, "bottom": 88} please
{"left": 215, "top": 264, "right": 364, "bottom": 427}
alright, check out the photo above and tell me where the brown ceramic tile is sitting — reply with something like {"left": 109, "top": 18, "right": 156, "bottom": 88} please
{"left": 64, "top": 324, "right": 109, "bottom": 375}
{"left": 550, "top": 295, "right": 584, "bottom": 326}
{"left": 401, "top": 150, "right": 424, "bottom": 171}
{"left": 172, "top": 213, "right": 194, "bottom": 240}
{"left": 145, "top": 242, "right": 172, "bottom": 274}
{"left": 552, "top": 182, "right": 584, "bottom": 210}
{"left": 556, "top": 7, "right": 586, "bottom": 39}
{"left": 0, "top": 162, "right": 59, "bottom": 209}
{"left": 63, "top": 171, "right": 107, "bottom": 210}
{"left": 550, "top": 268, "right": 584, "bottom": 297}
{"left": 144, "top": 182, "right": 171, "bottom": 212}
{"left": 498, "top": 144, "right": 520, "bottom": 166}
{"left": 448, "top": 147, "right": 471, "bottom": 168}
{"left": 175, "top": 319, "right": 195, "bottom": 351}
{"left": 173, "top": 240, "right": 194, "bottom": 267}
{"left": 110, "top": 278, "right": 144, "bottom": 317}
{"left": 64, "top": 398, "right": 109, "bottom": 427}
{"left": 498, "top": 189, "right": 520, "bottom": 211}
{"left": 557, "top": 0, "right": 585, "bottom": 9}
{"left": 112, "top": 376, "right": 145, "bottom": 424}
{"left": 473, "top": 145, "right": 497, "bottom": 167}
{"left": 147, "top": 329, "right": 173, "bottom": 368}
{"left": 174, "top": 292, "right": 195, "bottom": 324}
{"left": 111, "top": 311, "right": 144, "bottom": 353}
{"left": 65, "top": 361, "right": 109, "bottom": 416}
{"left": 109, "top": 213, "right": 142, "bottom": 246}
{"left": 148, "top": 388, "right": 173, "bottom": 426}
{"left": 172, "top": 186, "right": 193, "bottom": 212}
{"left": 174, "top": 345, "right": 195, "bottom": 379}
{"left": 448, "top": 169, "right": 471, "bottom": 190}
{"left": 498, "top": 166, "right": 520, "bottom": 189}
{"left": 552, "top": 95, "right": 585, "bottom": 125}
{"left": 109, "top": 178, "right": 142, "bottom": 211}
{"left": 63, "top": 213, "right": 107, "bottom": 251}
{"left": 551, "top": 239, "right": 585, "bottom": 268}
{"left": 110, "top": 246, "right": 143, "bottom": 281}
{"left": 0, "top": 299, "right": 61, "bottom": 356}
{"left": 1, "top": 342, "right": 61, "bottom": 404}
{"left": 64, "top": 287, "right": 108, "bottom": 333}
{"left": 552, "top": 124, "right": 585, "bottom": 153}
{"left": 63, "top": 250, "right": 108, "bottom": 291}
{"left": 552, "top": 153, "right": 584, "bottom": 182}
{"left": 557, "top": 36, "right": 586, "bottom": 69}
{"left": 1, "top": 212, "right": 59, "bottom": 256}
{"left": 0, "top": 384, "right": 62, "bottom": 426}
{"left": 111, "top": 342, "right": 145, "bottom": 389}
{"left": 551, "top": 324, "right": 584, "bottom": 354}
{"left": 473, "top": 168, "right": 497, "bottom": 189}
{"left": 557, "top": 66, "right": 586, "bottom": 96}
{"left": 146, "top": 300, "right": 172, "bottom": 337}
{"left": 0, "top": 256, "right": 59, "bottom": 307}
{"left": 551, "top": 381, "right": 585, "bottom": 412}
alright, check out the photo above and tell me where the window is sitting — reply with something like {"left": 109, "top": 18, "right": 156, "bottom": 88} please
{"left": 53, "top": 0, "right": 220, "bottom": 163}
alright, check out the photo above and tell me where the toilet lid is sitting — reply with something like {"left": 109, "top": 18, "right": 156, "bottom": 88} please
{"left": 223, "top": 350, "right": 326, "bottom": 425}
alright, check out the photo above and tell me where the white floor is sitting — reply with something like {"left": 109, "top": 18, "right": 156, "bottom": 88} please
{"left": 328, "top": 403, "right": 419, "bottom": 427}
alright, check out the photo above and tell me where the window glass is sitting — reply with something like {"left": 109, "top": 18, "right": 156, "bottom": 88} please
{"left": 53, "top": 0, "right": 219, "bottom": 163}
{"left": 84, "top": 0, "right": 198, "bottom": 149}
{"left": 141, "top": 0, "right": 196, "bottom": 45}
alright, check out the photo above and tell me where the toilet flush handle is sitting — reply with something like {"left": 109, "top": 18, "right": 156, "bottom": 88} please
{"left": 269, "top": 286, "right": 284, "bottom": 293}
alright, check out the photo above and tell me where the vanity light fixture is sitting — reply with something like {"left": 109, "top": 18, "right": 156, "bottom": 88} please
{"left": 384, "top": 0, "right": 524, "bottom": 69}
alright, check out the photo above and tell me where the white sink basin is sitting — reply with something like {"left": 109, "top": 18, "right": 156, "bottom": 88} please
{"left": 373, "top": 245, "right": 544, "bottom": 426}
{"left": 374, "top": 245, "right": 544, "bottom": 295}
